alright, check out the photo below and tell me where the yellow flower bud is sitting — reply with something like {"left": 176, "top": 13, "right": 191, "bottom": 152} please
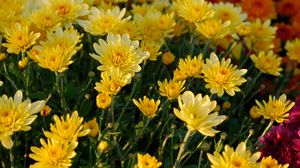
{"left": 222, "top": 101, "right": 231, "bottom": 110}
{"left": 96, "top": 93, "right": 112, "bottom": 109}
{"left": 84, "top": 118, "right": 99, "bottom": 137}
{"left": 40, "top": 105, "right": 52, "bottom": 116}
{"left": 162, "top": 51, "right": 175, "bottom": 65}
{"left": 236, "top": 23, "right": 250, "bottom": 36}
{"left": 249, "top": 106, "right": 261, "bottom": 119}
{"left": 0, "top": 53, "right": 7, "bottom": 62}
{"left": 97, "top": 140, "right": 109, "bottom": 153}
{"left": 18, "top": 57, "right": 28, "bottom": 70}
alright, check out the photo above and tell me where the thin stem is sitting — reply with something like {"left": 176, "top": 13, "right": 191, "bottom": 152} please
{"left": 260, "top": 120, "right": 274, "bottom": 138}
{"left": 3, "top": 62, "right": 18, "bottom": 91}
{"left": 173, "top": 129, "right": 193, "bottom": 168}
{"left": 10, "top": 148, "right": 14, "bottom": 168}
{"left": 198, "top": 150, "right": 203, "bottom": 168}
{"left": 55, "top": 72, "right": 69, "bottom": 114}
{"left": 110, "top": 96, "right": 115, "bottom": 129}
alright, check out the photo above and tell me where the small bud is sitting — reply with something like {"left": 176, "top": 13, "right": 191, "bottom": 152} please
{"left": 96, "top": 93, "right": 112, "bottom": 109}
{"left": 199, "top": 142, "right": 211, "bottom": 151}
{"left": 0, "top": 80, "right": 3, "bottom": 87}
{"left": 220, "top": 132, "right": 227, "bottom": 139}
{"left": 97, "top": 140, "right": 109, "bottom": 153}
{"left": 236, "top": 23, "right": 250, "bottom": 36}
{"left": 162, "top": 51, "right": 175, "bottom": 65}
{"left": 18, "top": 57, "right": 28, "bottom": 70}
{"left": 88, "top": 71, "right": 95, "bottom": 78}
{"left": 222, "top": 101, "right": 231, "bottom": 110}
{"left": 85, "top": 94, "right": 91, "bottom": 99}
{"left": 0, "top": 53, "right": 7, "bottom": 62}
{"left": 40, "top": 105, "right": 52, "bottom": 116}
{"left": 249, "top": 106, "right": 261, "bottom": 119}
{"left": 84, "top": 118, "right": 99, "bottom": 137}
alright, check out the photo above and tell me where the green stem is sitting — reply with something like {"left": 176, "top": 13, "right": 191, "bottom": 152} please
{"left": 110, "top": 96, "right": 115, "bottom": 129}
{"left": 10, "top": 148, "right": 14, "bottom": 168}
{"left": 173, "top": 129, "right": 193, "bottom": 168}
{"left": 55, "top": 72, "right": 69, "bottom": 114}
{"left": 2, "top": 62, "right": 18, "bottom": 91}
{"left": 260, "top": 120, "right": 274, "bottom": 138}
{"left": 198, "top": 150, "right": 203, "bottom": 168}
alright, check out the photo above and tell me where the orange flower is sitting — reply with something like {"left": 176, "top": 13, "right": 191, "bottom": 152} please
{"left": 276, "top": 23, "right": 294, "bottom": 41}
{"left": 241, "top": 0, "right": 276, "bottom": 21}
{"left": 276, "top": 0, "right": 300, "bottom": 17}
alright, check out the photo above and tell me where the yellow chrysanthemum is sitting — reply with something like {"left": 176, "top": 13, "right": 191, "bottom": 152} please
{"left": 202, "top": 53, "right": 247, "bottom": 97}
{"left": 2, "top": 23, "right": 40, "bottom": 54}
{"left": 44, "top": 111, "right": 90, "bottom": 143}
{"left": 285, "top": 38, "right": 300, "bottom": 63}
{"left": 162, "top": 51, "right": 175, "bottom": 65}
{"left": 29, "top": 138, "right": 77, "bottom": 168}
{"left": 116, "top": 21, "right": 141, "bottom": 41}
{"left": 249, "top": 105, "right": 261, "bottom": 119}
{"left": 248, "top": 19, "right": 276, "bottom": 41}
{"left": 250, "top": 51, "right": 282, "bottom": 76}
{"left": 196, "top": 19, "right": 231, "bottom": 40}
{"left": 94, "top": 68, "right": 132, "bottom": 95}
{"left": 90, "top": 33, "right": 149, "bottom": 75}
{"left": 131, "top": 4, "right": 159, "bottom": 16}
{"left": 177, "top": 54, "right": 204, "bottom": 78}
{"left": 140, "top": 40, "right": 162, "bottom": 61}
{"left": 34, "top": 27, "right": 82, "bottom": 73}
{"left": 30, "top": 8, "right": 61, "bottom": 32}
{"left": 173, "top": 0, "right": 214, "bottom": 23}
{"left": 137, "top": 153, "right": 162, "bottom": 168}
{"left": 18, "top": 56, "right": 29, "bottom": 70}
{"left": 97, "top": 140, "right": 109, "bottom": 153}
{"left": 255, "top": 94, "right": 295, "bottom": 123}
{"left": 96, "top": 92, "right": 112, "bottom": 109}
{"left": 0, "top": 90, "right": 45, "bottom": 149}
{"left": 173, "top": 69, "right": 189, "bottom": 81}
{"left": 236, "top": 23, "right": 251, "bottom": 36}
{"left": 208, "top": 141, "right": 260, "bottom": 168}
{"left": 84, "top": 118, "right": 99, "bottom": 137}
{"left": 133, "top": 96, "right": 161, "bottom": 118}
{"left": 0, "top": 53, "right": 6, "bottom": 62}
{"left": 78, "top": 7, "right": 130, "bottom": 36}
{"left": 259, "top": 156, "right": 289, "bottom": 168}
{"left": 174, "top": 91, "right": 226, "bottom": 136}
{"left": 157, "top": 79, "right": 185, "bottom": 100}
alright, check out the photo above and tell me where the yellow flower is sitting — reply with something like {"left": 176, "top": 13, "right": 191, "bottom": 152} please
{"left": 34, "top": 27, "right": 82, "bottom": 73}
{"left": 2, "top": 23, "right": 40, "bottom": 54}
{"left": 78, "top": 7, "right": 130, "bottom": 36}
{"left": 250, "top": 51, "right": 282, "bottom": 76}
{"left": 174, "top": 91, "right": 226, "bottom": 136}
{"left": 248, "top": 19, "right": 276, "bottom": 41}
{"left": 249, "top": 106, "right": 261, "bottom": 119}
{"left": 30, "top": 8, "right": 61, "bottom": 32}
{"left": 90, "top": 33, "right": 149, "bottom": 75}
{"left": 0, "top": 53, "right": 7, "bottom": 62}
{"left": 285, "top": 38, "right": 300, "bottom": 63}
{"left": 196, "top": 19, "right": 231, "bottom": 40}
{"left": 162, "top": 51, "right": 175, "bottom": 65}
{"left": 157, "top": 79, "right": 185, "bottom": 100}
{"left": 173, "top": 69, "right": 188, "bottom": 81}
{"left": 177, "top": 54, "right": 204, "bottom": 78}
{"left": 173, "top": 0, "right": 214, "bottom": 23}
{"left": 96, "top": 92, "right": 112, "bottom": 109}
{"left": 236, "top": 23, "right": 251, "bottom": 36}
{"left": 133, "top": 96, "right": 161, "bottom": 118}
{"left": 95, "top": 68, "right": 132, "bottom": 95}
{"left": 259, "top": 156, "right": 289, "bottom": 168}
{"left": 137, "top": 153, "right": 162, "bottom": 168}
{"left": 207, "top": 141, "right": 260, "bottom": 168}
{"left": 0, "top": 90, "right": 45, "bottom": 149}
{"left": 97, "top": 140, "right": 109, "bottom": 153}
{"left": 40, "top": 105, "right": 52, "bottom": 117}
{"left": 116, "top": 21, "right": 141, "bottom": 41}
{"left": 44, "top": 111, "right": 90, "bottom": 143}
{"left": 29, "top": 138, "right": 77, "bottom": 168}
{"left": 18, "top": 57, "right": 28, "bottom": 70}
{"left": 140, "top": 40, "right": 162, "bottom": 61}
{"left": 202, "top": 53, "right": 247, "bottom": 97}
{"left": 84, "top": 118, "right": 99, "bottom": 137}
{"left": 255, "top": 94, "right": 295, "bottom": 123}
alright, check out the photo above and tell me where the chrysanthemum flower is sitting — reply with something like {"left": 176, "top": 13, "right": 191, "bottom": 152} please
{"left": 207, "top": 141, "right": 260, "bottom": 168}
{"left": 173, "top": 0, "right": 214, "bottom": 23}
{"left": 116, "top": 21, "right": 141, "bottom": 41}
{"left": 133, "top": 96, "right": 161, "bottom": 118}
{"left": 196, "top": 19, "right": 231, "bottom": 40}
{"left": 0, "top": 90, "right": 45, "bottom": 149}
{"left": 250, "top": 51, "right": 282, "bottom": 76}
{"left": 174, "top": 91, "right": 226, "bottom": 136}
{"left": 95, "top": 68, "right": 132, "bottom": 95}
{"left": 91, "top": 33, "right": 149, "bottom": 75}
{"left": 84, "top": 118, "right": 99, "bottom": 137}
{"left": 259, "top": 156, "right": 289, "bottom": 168}
{"left": 2, "top": 23, "right": 40, "bottom": 54}
{"left": 276, "top": 0, "right": 300, "bottom": 17}
{"left": 96, "top": 92, "right": 112, "bottom": 109}
{"left": 248, "top": 19, "right": 277, "bottom": 41}
{"left": 44, "top": 111, "right": 90, "bottom": 143}
{"left": 241, "top": 0, "right": 276, "bottom": 21}
{"left": 255, "top": 94, "right": 295, "bottom": 123}
{"left": 137, "top": 153, "right": 162, "bottom": 168}
{"left": 249, "top": 105, "right": 261, "bottom": 119}
{"left": 157, "top": 79, "right": 185, "bottom": 100}
{"left": 29, "top": 138, "right": 78, "bottom": 168}
{"left": 202, "top": 53, "right": 247, "bottom": 97}
{"left": 285, "top": 38, "right": 300, "bottom": 64}
{"left": 177, "top": 54, "right": 204, "bottom": 79}
{"left": 162, "top": 51, "right": 175, "bottom": 65}
{"left": 140, "top": 40, "right": 162, "bottom": 61}
{"left": 173, "top": 69, "right": 188, "bottom": 81}
{"left": 78, "top": 7, "right": 130, "bottom": 36}
{"left": 30, "top": 8, "right": 61, "bottom": 32}
{"left": 276, "top": 23, "right": 294, "bottom": 41}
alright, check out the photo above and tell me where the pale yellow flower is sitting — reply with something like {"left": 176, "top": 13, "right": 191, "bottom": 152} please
{"left": 174, "top": 91, "right": 226, "bottom": 136}
{"left": 250, "top": 51, "right": 282, "bottom": 76}
{"left": 285, "top": 38, "right": 300, "bottom": 63}
{"left": 133, "top": 96, "right": 161, "bottom": 118}
{"left": 259, "top": 156, "right": 289, "bottom": 168}
{"left": 157, "top": 79, "right": 185, "bottom": 100}
{"left": 140, "top": 40, "right": 162, "bottom": 61}
{"left": 202, "top": 53, "right": 247, "bottom": 97}
{"left": 137, "top": 153, "right": 162, "bottom": 168}
{"left": 255, "top": 94, "right": 295, "bottom": 123}
{"left": 30, "top": 8, "right": 61, "bottom": 32}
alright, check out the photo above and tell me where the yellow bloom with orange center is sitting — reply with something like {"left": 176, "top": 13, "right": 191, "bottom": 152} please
{"left": 248, "top": 19, "right": 276, "bottom": 42}
{"left": 44, "top": 111, "right": 90, "bottom": 143}
{"left": 255, "top": 94, "right": 295, "bottom": 123}
{"left": 29, "top": 138, "right": 77, "bottom": 168}
{"left": 202, "top": 53, "right": 247, "bottom": 97}
{"left": 174, "top": 91, "right": 226, "bottom": 136}
{"left": 285, "top": 38, "right": 300, "bottom": 63}
{"left": 0, "top": 90, "right": 45, "bottom": 149}
{"left": 96, "top": 92, "right": 112, "bottom": 109}
{"left": 90, "top": 33, "right": 149, "bottom": 75}
{"left": 2, "top": 23, "right": 40, "bottom": 54}
{"left": 236, "top": 23, "right": 251, "bottom": 36}
{"left": 140, "top": 40, "right": 162, "bottom": 61}
{"left": 137, "top": 153, "right": 162, "bottom": 168}
{"left": 95, "top": 68, "right": 132, "bottom": 95}
{"left": 173, "top": 69, "right": 188, "bottom": 81}
{"left": 133, "top": 96, "right": 161, "bottom": 118}
{"left": 207, "top": 141, "right": 260, "bottom": 168}
{"left": 259, "top": 156, "right": 289, "bottom": 168}
{"left": 196, "top": 19, "right": 231, "bottom": 40}
{"left": 30, "top": 8, "right": 61, "bottom": 32}
{"left": 177, "top": 54, "right": 204, "bottom": 78}
{"left": 157, "top": 79, "right": 185, "bottom": 100}
{"left": 250, "top": 51, "right": 282, "bottom": 76}
{"left": 84, "top": 118, "right": 99, "bottom": 137}
{"left": 40, "top": 105, "right": 52, "bottom": 117}
{"left": 116, "top": 21, "right": 141, "bottom": 41}
{"left": 173, "top": 0, "right": 214, "bottom": 23}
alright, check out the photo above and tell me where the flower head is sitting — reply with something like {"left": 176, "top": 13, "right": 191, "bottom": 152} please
{"left": 162, "top": 52, "right": 175, "bottom": 65}
{"left": 259, "top": 156, "right": 289, "bottom": 168}
{"left": 137, "top": 153, "right": 162, "bottom": 168}
{"left": 285, "top": 38, "right": 300, "bottom": 64}
{"left": 202, "top": 53, "right": 247, "bottom": 97}
{"left": 84, "top": 118, "right": 99, "bottom": 137}
{"left": 90, "top": 33, "right": 149, "bottom": 75}
{"left": 133, "top": 96, "right": 161, "bottom": 118}
{"left": 174, "top": 91, "right": 226, "bottom": 136}
{"left": 29, "top": 138, "right": 78, "bottom": 168}
{"left": 177, "top": 54, "right": 203, "bottom": 79}
{"left": 255, "top": 94, "right": 295, "bottom": 123}
{"left": 44, "top": 111, "right": 90, "bottom": 143}
{"left": 157, "top": 79, "right": 185, "bottom": 100}
{"left": 207, "top": 141, "right": 260, "bottom": 168}
{"left": 0, "top": 90, "right": 45, "bottom": 149}
{"left": 2, "top": 23, "right": 40, "bottom": 54}
{"left": 250, "top": 51, "right": 282, "bottom": 76}
{"left": 97, "top": 140, "right": 109, "bottom": 153}
{"left": 96, "top": 93, "right": 112, "bottom": 109}
{"left": 30, "top": 8, "right": 61, "bottom": 32}
{"left": 196, "top": 19, "right": 231, "bottom": 40}
{"left": 241, "top": 0, "right": 276, "bottom": 21}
